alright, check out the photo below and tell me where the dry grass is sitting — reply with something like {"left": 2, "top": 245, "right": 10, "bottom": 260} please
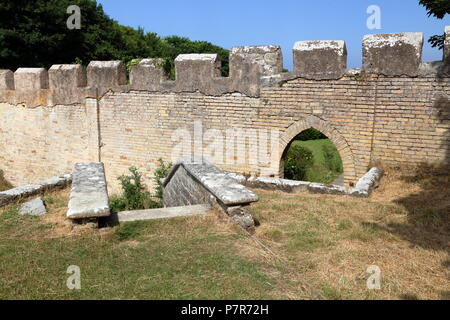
{"left": 247, "top": 164, "right": 450, "bottom": 300}
{"left": 0, "top": 164, "right": 448, "bottom": 300}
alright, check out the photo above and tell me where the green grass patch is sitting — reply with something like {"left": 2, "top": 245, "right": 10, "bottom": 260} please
{"left": 290, "top": 139, "right": 343, "bottom": 184}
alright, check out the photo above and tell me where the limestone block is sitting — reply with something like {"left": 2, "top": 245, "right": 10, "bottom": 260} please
{"left": 67, "top": 163, "right": 110, "bottom": 219}
{"left": 363, "top": 32, "right": 423, "bottom": 76}
{"left": 49, "top": 64, "right": 87, "bottom": 104}
{"left": 87, "top": 61, "right": 127, "bottom": 95}
{"left": 0, "top": 70, "right": 14, "bottom": 90}
{"left": 14, "top": 68, "right": 49, "bottom": 90}
{"left": 174, "top": 54, "right": 221, "bottom": 92}
{"left": 229, "top": 46, "right": 283, "bottom": 96}
{"left": 117, "top": 204, "right": 211, "bottom": 222}
{"left": 293, "top": 40, "right": 347, "bottom": 79}
{"left": 349, "top": 168, "right": 384, "bottom": 198}
{"left": 307, "top": 183, "right": 348, "bottom": 195}
{"left": 19, "top": 197, "right": 47, "bottom": 216}
{"left": 130, "top": 58, "right": 168, "bottom": 91}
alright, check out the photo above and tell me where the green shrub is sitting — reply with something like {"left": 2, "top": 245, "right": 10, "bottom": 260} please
{"left": 153, "top": 158, "right": 172, "bottom": 207}
{"left": 0, "top": 169, "right": 13, "bottom": 192}
{"left": 295, "top": 128, "right": 327, "bottom": 141}
{"left": 109, "top": 161, "right": 172, "bottom": 212}
{"left": 322, "top": 144, "right": 343, "bottom": 173}
{"left": 284, "top": 145, "right": 314, "bottom": 181}
{"left": 110, "top": 166, "right": 158, "bottom": 212}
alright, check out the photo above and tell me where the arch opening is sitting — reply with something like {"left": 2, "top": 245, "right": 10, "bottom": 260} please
{"left": 281, "top": 128, "right": 344, "bottom": 185}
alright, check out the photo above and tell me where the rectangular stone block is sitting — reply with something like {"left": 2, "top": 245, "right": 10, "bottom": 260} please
{"left": 67, "top": 162, "right": 110, "bottom": 219}
{"left": 87, "top": 61, "right": 127, "bottom": 96}
{"left": 293, "top": 40, "right": 347, "bottom": 79}
{"left": 49, "top": 64, "right": 87, "bottom": 89}
{"left": 363, "top": 32, "right": 423, "bottom": 76}
{"left": 230, "top": 46, "right": 283, "bottom": 77}
{"left": 117, "top": 204, "right": 211, "bottom": 222}
{"left": 0, "top": 70, "right": 14, "bottom": 90}
{"left": 130, "top": 58, "right": 168, "bottom": 91}
{"left": 49, "top": 64, "right": 87, "bottom": 104}
{"left": 14, "top": 68, "right": 49, "bottom": 90}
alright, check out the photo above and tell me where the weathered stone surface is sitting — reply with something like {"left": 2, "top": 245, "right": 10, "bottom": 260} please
{"left": 163, "top": 160, "right": 258, "bottom": 229}
{"left": 49, "top": 64, "right": 87, "bottom": 104}
{"left": 363, "top": 32, "right": 423, "bottom": 76}
{"left": 86, "top": 61, "right": 127, "bottom": 96}
{"left": 0, "top": 174, "right": 72, "bottom": 208}
{"left": 174, "top": 54, "right": 222, "bottom": 93}
{"left": 14, "top": 68, "right": 49, "bottom": 90}
{"left": 130, "top": 58, "right": 168, "bottom": 91}
{"left": 67, "top": 163, "right": 110, "bottom": 219}
{"left": 293, "top": 40, "right": 347, "bottom": 79}
{"left": 349, "top": 168, "right": 384, "bottom": 198}
{"left": 19, "top": 197, "right": 47, "bottom": 216}
{"left": 0, "top": 70, "right": 14, "bottom": 90}
{"left": 245, "top": 176, "right": 310, "bottom": 193}
{"left": 227, "top": 206, "right": 255, "bottom": 229}
{"left": 117, "top": 204, "right": 211, "bottom": 222}
{"left": 307, "top": 183, "right": 348, "bottom": 195}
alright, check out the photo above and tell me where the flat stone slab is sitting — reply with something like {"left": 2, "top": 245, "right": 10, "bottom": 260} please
{"left": 117, "top": 204, "right": 211, "bottom": 222}
{"left": 67, "top": 163, "right": 110, "bottom": 219}
{"left": 0, "top": 174, "right": 72, "bottom": 208}
{"left": 19, "top": 197, "right": 46, "bottom": 216}
{"left": 307, "top": 183, "right": 348, "bottom": 195}
{"left": 164, "top": 160, "right": 259, "bottom": 206}
{"left": 245, "top": 176, "right": 310, "bottom": 193}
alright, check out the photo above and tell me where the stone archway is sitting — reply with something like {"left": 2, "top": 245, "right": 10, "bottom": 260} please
{"left": 279, "top": 115, "right": 357, "bottom": 186}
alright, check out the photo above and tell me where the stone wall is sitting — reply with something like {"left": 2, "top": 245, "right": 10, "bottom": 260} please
{"left": 0, "top": 29, "right": 449, "bottom": 192}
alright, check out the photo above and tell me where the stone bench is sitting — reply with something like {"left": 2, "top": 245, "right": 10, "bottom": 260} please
{"left": 67, "top": 162, "right": 110, "bottom": 220}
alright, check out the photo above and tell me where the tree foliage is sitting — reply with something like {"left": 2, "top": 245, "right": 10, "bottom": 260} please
{"left": 419, "top": 0, "right": 450, "bottom": 49}
{"left": 0, "top": 0, "right": 229, "bottom": 75}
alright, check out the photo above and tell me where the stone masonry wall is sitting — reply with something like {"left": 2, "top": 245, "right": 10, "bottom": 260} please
{"left": 0, "top": 29, "right": 449, "bottom": 192}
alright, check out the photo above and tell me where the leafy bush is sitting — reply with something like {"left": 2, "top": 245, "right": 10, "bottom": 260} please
{"left": 295, "top": 128, "right": 328, "bottom": 141}
{"left": 109, "top": 160, "right": 172, "bottom": 212}
{"left": 153, "top": 158, "right": 172, "bottom": 207}
{"left": 110, "top": 166, "right": 158, "bottom": 212}
{"left": 284, "top": 145, "right": 314, "bottom": 181}
{"left": 322, "top": 144, "right": 343, "bottom": 173}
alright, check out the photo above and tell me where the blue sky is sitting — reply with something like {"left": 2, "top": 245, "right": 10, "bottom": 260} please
{"left": 97, "top": 0, "right": 449, "bottom": 69}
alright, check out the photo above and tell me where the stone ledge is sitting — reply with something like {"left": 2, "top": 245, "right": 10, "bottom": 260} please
{"left": 0, "top": 174, "right": 72, "bottom": 208}
{"left": 117, "top": 204, "right": 211, "bottom": 222}
{"left": 67, "top": 162, "right": 110, "bottom": 220}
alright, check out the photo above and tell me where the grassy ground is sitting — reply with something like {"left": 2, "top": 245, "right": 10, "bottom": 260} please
{"left": 0, "top": 165, "right": 448, "bottom": 300}
{"left": 290, "top": 139, "right": 343, "bottom": 184}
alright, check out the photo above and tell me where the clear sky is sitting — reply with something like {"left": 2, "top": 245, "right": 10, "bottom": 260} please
{"left": 97, "top": 0, "right": 449, "bottom": 70}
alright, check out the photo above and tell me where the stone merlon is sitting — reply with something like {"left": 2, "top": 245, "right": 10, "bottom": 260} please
{"left": 0, "top": 27, "right": 449, "bottom": 107}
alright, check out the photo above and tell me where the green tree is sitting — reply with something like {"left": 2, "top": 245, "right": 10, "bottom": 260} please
{"left": 419, "top": 0, "right": 450, "bottom": 49}
{"left": 0, "top": 0, "right": 229, "bottom": 75}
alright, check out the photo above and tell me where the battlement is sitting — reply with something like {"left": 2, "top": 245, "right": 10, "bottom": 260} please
{"left": 1, "top": 27, "right": 449, "bottom": 106}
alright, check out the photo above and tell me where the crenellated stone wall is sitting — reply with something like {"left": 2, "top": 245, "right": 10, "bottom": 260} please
{"left": 1, "top": 28, "right": 449, "bottom": 192}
